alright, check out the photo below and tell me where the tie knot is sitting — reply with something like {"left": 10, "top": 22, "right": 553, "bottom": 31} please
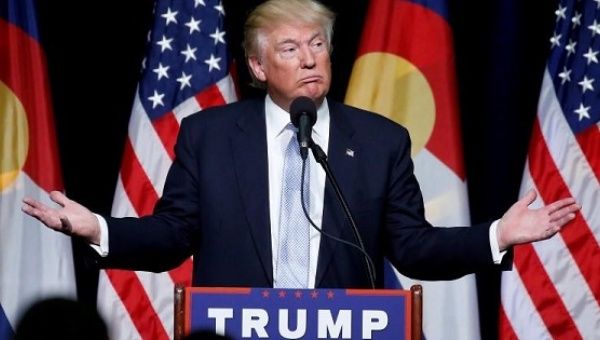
{"left": 286, "top": 123, "right": 298, "bottom": 133}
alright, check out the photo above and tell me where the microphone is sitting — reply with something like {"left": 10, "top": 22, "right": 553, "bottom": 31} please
{"left": 290, "top": 96, "right": 317, "bottom": 160}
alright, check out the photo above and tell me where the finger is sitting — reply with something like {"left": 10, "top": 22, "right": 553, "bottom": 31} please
{"left": 49, "top": 191, "right": 69, "bottom": 208}
{"left": 551, "top": 212, "right": 576, "bottom": 228}
{"left": 546, "top": 198, "right": 578, "bottom": 215}
{"left": 521, "top": 189, "right": 537, "bottom": 207}
{"left": 549, "top": 203, "right": 580, "bottom": 222}
{"left": 22, "top": 197, "right": 45, "bottom": 209}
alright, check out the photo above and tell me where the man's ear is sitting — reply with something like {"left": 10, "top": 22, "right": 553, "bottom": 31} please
{"left": 247, "top": 56, "right": 266, "bottom": 82}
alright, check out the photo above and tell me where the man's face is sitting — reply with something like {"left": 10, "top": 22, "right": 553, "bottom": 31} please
{"left": 248, "top": 22, "right": 332, "bottom": 111}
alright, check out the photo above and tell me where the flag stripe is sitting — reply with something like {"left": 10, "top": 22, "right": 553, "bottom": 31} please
{"left": 513, "top": 168, "right": 600, "bottom": 339}
{"left": 501, "top": 265, "right": 554, "bottom": 339}
{"left": 106, "top": 269, "right": 170, "bottom": 340}
{"left": 498, "top": 307, "right": 518, "bottom": 340}
{"left": 529, "top": 119, "right": 600, "bottom": 305}
{"left": 167, "top": 258, "right": 193, "bottom": 286}
{"left": 575, "top": 126, "right": 600, "bottom": 182}
{"left": 513, "top": 243, "right": 583, "bottom": 339}
{"left": 152, "top": 112, "right": 180, "bottom": 160}
{"left": 196, "top": 83, "right": 226, "bottom": 109}
{"left": 120, "top": 138, "right": 159, "bottom": 217}
{"left": 128, "top": 94, "right": 172, "bottom": 195}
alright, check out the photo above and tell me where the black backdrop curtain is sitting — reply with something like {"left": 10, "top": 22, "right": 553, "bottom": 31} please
{"left": 36, "top": 1, "right": 556, "bottom": 338}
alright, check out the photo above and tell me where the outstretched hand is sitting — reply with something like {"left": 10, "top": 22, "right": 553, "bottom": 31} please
{"left": 22, "top": 191, "right": 101, "bottom": 245}
{"left": 497, "top": 189, "right": 580, "bottom": 251}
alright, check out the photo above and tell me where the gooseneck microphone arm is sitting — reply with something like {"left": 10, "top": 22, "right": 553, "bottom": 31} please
{"left": 290, "top": 96, "right": 376, "bottom": 289}
{"left": 309, "top": 142, "right": 377, "bottom": 289}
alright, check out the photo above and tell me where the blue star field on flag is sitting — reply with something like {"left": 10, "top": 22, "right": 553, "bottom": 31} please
{"left": 140, "top": 0, "right": 229, "bottom": 120}
{"left": 549, "top": 0, "right": 600, "bottom": 133}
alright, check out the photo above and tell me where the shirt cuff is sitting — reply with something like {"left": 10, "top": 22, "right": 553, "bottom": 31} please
{"left": 89, "top": 213, "right": 109, "bottom": 257}
{"left": 489, "top": 220, "right": 507, "bottom": 264}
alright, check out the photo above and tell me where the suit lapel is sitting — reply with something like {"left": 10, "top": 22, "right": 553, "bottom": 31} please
{"left": 230, "top": 100, "right": 273, "bottom": 285}
{"left": 315, "top": 101, "right": 360, "bottom": 287}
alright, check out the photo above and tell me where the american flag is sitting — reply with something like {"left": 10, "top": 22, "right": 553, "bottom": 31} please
{"left": 96, "top": 0, "right": 236, "bottom": 339}
{"left": 500, "top": 0, "right": 600, "bottom": 338}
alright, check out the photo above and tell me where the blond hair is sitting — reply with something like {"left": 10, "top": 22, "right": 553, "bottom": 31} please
{"left": 243, "top": 0, "right": 335, "bottom": 87}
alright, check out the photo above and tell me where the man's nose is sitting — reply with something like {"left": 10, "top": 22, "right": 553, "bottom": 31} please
{"left": 299, "top": 45, "right": 316, "bottom": 68}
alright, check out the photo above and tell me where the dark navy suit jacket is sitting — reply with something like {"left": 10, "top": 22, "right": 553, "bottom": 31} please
{"left": 102, "top": 98, "right": 507, "bottom": 288}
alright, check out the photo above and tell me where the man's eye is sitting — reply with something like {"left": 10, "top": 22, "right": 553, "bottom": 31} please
{"left": 311, "top": 41, "right": 326, "bottom": 52}
{"left": 280, "top": 47, "right": 297, "bottom": 58}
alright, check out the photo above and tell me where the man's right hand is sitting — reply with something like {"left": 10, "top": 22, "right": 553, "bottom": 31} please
{"left": 22, "top": 191, "right": 101, "bottom": 245}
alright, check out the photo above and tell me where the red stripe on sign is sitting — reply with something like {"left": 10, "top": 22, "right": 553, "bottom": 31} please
{"left": 196, "top": 84, "right": 226, "bottom": 109}
{"left": 168, "top": 258, "right": 192, "bottom": 287}
{"left": 575, "top": 125, "right": 600, "bottom": 182}
{"left": 513, "top": 244, "right": 582, "bottom": 339}
{"left": 152, "top": 111, "right": 180, "bottom": 160}
{"left": 106, "top": 269, "right": 169, "bottom": 340}
{"left": 498, "top": 306, "right": 519, "bottom": 340}
{"left": 120, "top": 137, "right": 159, "bottom": 216}
{"left": 529, "top": 119, "right": 600, "bottom": 305}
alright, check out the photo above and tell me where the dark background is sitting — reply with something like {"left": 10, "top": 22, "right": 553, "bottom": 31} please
{"left": 36, "top": 1, "right": 557, "bottom": 339}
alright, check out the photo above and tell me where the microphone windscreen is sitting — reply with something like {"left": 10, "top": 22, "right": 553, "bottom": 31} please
{"left": 290, "top": 96, "right": 317, "bottom": 127}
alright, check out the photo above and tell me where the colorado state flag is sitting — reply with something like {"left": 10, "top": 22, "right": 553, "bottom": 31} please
{"left": 0, "top": 0, "right": 76, "bottom": 338}
{"left": 345, "top": 0, "right": 480, "bottom": 339}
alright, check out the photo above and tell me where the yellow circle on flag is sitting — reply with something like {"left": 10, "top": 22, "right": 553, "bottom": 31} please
{"left": 345, "top": 52, "right": 435, "bottom": 156}
{"left": 0, "top": 80, "right": 29, "bottom": 191}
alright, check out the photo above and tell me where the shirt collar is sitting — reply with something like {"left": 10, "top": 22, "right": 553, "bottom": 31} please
{"left": 265, "top": 95, "right": 330, "bottom": 140}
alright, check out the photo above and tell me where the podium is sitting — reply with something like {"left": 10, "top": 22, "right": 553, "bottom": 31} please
{"left": 174, "top": 285, "right": 422, "bottom": 340}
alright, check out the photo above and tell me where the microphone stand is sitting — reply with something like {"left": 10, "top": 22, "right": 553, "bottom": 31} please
{"left": 309, "top": 142, "right": 376, "bottom": 289}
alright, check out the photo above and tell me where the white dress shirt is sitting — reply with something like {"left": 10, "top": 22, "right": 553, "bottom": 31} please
{"left": 265, "top": 95, "right": 329, "bottom": 288}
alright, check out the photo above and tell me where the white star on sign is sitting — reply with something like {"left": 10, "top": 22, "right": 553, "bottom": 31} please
{"left": 194, "top": 0, "right": 205, "bottom": 8}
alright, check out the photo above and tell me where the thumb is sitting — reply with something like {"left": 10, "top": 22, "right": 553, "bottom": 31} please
{"left": 519, "top": 189, "right": 537, "bottom": 207}
{"left": 49, "top": 191, "right": 69, "bottom": 208}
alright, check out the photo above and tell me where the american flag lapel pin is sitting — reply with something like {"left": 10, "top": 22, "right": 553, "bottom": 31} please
{"left": 345, "top": 148, "right": 354, "bottom": 157}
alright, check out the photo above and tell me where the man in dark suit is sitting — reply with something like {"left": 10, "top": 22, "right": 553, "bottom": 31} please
{"left": 22, "top": 0, "right": 579, "bottom": 289}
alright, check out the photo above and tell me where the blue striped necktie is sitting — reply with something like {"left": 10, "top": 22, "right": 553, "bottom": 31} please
{"left": 275, "top": 126, "right": 310, "bottom": 288}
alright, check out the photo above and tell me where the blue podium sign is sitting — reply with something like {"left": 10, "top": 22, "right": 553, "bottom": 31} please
{"left": 182, "top": 287, "right": 412, "bottom": 339}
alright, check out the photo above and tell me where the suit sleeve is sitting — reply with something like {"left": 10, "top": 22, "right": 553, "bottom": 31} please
{"left": 383, "top": 128, "right": 510, "bottom": 280}
{"left": 98, "top": 118, "right": 201, "bottom": 272}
